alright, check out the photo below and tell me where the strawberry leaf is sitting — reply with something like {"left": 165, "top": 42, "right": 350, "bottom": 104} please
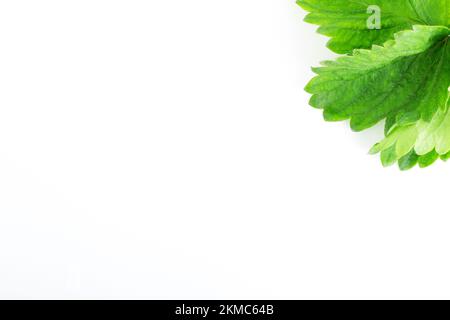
{"left": 371, "top": 100, "right": 450, "bottom": 169}
{"left": 306, "top": 26, "right": 450, "bottom": 131}
{"left": 298, "top": 0, "right": 450, "bottom": 54}
{"left": 299, "top": 1, "right": 450, "bottom": 169}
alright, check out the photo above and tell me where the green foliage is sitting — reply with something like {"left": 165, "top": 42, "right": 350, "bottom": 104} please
{"left": 299, "top": 0, "right": 450, "bottom": 169}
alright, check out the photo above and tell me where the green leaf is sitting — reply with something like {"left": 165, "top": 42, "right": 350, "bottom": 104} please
{"left": 381, "top": 144, "right": 398, "bottom": 167}
{"left": 305, "top": 25, "right": 450, "bottom": 132}
{"left": 411, "top": 0, "right": 450, "bottom": 27}
{"left": 299, "top": 1, "right": 450, "bottom": 169}
{"left": 297, "top": 0, "right": 450, "bottom": 54}
{"left": 418, "top": 150, "right": 439, "bottom": 167}
{"left": 384, "top": 116, "right": 397, "bottom": 135}
{"left": 440, "top": 150, "right": 450, "bottom": 161}
{"left": 370, "top": 99, "right": 450, "bottom": 166}
{"left": 398, "top": 149, "right": 419, "bottom": 170}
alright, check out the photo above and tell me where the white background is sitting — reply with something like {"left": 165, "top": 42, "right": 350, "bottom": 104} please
{"left": 0, "top": 0, "right": 449, "bottom": 299}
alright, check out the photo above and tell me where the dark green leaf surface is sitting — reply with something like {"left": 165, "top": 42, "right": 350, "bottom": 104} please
{"left": 306, "top": 26, "right": 450, "bottom": 132}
